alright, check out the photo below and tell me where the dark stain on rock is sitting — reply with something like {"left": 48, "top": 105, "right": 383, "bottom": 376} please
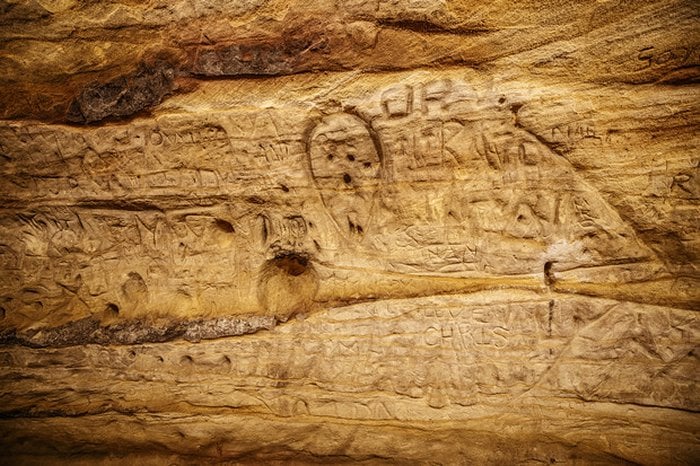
{"left": 0, "top": 314, "right": 276, "bottom": 348}
{"left": 376, "top": 18, "right": 489, "bottom": 35}
{"left": 189, "top": 26, "right": 332, "bottom": 76}
{"left": 66, "top": 56, "right": 178, "bottom": 124}
{"left": 0, "top": 0, "right": 51, "bottom": 25}
{"left": 247, "top": 195, "right": 266, "bottom": 204}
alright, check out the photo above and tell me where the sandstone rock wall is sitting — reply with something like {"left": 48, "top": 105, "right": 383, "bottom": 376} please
{"left": 0, "top": 1, "right": 698, "bottom": 464}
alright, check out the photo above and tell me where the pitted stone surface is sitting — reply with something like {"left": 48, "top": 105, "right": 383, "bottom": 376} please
{"left": 0, "top": 1, "right": 698, "bottom": 464}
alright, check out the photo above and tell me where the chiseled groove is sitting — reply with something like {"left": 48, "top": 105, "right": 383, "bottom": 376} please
{"left": 1, "top": 277, "right": 697, "bottom": 349}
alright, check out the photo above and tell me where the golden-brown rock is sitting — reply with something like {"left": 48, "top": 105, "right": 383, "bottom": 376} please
{"left": 0, "top": 0, "right": 698, "bottom": 464}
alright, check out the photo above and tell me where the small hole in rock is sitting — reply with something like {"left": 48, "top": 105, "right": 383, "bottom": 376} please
{"left": 347, "top": 154, "right": 355, "bottom": 161}
{"left": 327, "top": 154, "right": 334, "bottom": 161}
{"left": 280, "top": 184, "right": 289, "bottom": 192}
{"left": 544, "top": 261, "right": 555, "bottom": 286}
{"left": 343, "top": 173, "right": 352, "bottom": 184}
{"left": 272, "top": 252, "right": 309, "bottom": 276}
{"left": 180, "top": 355, "right": 194, "bottom": 365}
{"left": 363, "top": 162, "right": 371, "bottom": 168}
{"left": 260, "top": 218, "right": 269, "bottom": 243}
{"left": 499, "top": 97, "right": 506, "bottom": 104}
{"left": 213, "top": 218, "right": 235, "bottom": 233}
{"left": 105, "top": 303, "right": 119, "bottom": 317}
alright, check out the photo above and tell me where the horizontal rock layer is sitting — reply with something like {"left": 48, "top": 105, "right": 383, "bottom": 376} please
{"left": 1, "top": 292, "right": 698, "bottom": 464}
{"left": 1, "top": 0, "right": 698, "bottom": 123}
{"left": 0, "top": 0, "right": 698, "bottom": 464}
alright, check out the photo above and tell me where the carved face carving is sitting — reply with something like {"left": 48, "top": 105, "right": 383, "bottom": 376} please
{"left": 308, "top": 113, "right": 381, "bottom": 193}
{"left": 308, "top": 113, "right": 382, "bottom": 237}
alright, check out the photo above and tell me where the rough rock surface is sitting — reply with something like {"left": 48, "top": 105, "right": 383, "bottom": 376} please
{"left": 0, "top": 0, "right": 698, "bottom": 464}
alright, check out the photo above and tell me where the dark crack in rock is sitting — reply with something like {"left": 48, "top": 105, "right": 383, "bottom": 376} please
{"left": 190, "top": 26, "right": 332, "bottom": 76}
{"left": 66, "top": 58, "right": 177, "bottom": 124}
{"left": 183, "top": 315, "right": 276, "bottom": 342}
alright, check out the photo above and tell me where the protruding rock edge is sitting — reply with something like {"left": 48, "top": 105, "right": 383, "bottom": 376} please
{"left": 0, "top": 314, "right": 277, "bottom": 348}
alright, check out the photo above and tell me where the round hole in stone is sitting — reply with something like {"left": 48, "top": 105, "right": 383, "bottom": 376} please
{"left": 213, "top": 218, "right": 235, "bottom": 234}
{"left": 272, "top": 252, "right": 309, "bottom": 276}
{"left": 180, "top": 355, "right": 194, "bottom": 365}
{"left": 347, "top": 154, "right": 355, "bottom": 161}
{"left": 343, "top": 173, "right": 352, "bottom": 184}
{"left": 105, "top": 302, "right": 120, "bottom": 318}
{"left": 257, "top": 252, "right": 320, "bottom": 320}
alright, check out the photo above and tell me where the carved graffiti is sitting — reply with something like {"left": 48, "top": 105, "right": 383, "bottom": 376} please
{"left": 307, "top": 112, "right": 382, "bottom": 237}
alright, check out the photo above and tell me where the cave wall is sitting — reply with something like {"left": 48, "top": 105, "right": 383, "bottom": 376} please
{"left": 0, "top": 0, "right": 698, "bottom": 464}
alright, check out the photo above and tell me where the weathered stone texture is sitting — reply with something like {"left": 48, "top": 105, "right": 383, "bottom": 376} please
{"left": 0, "top": 0, "right": 698, "bottom": 464}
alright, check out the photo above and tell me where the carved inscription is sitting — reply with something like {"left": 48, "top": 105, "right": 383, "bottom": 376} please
{"left": 308, "top": 113, "right": 382, "bottom": 237}
{"left": 257, "top": 212, "right": 313, "bottom": 255}
{"left": 636, "top": 45, "right": 700, "bottom": 71}
{"left": 0, "top": 115, "right": 307, "bottom": 203}
{"left": 0, "top": 75, "right": 680, "bottom": 328}
{"left": 420, "top": 304, "right": 550, "bottom": 351}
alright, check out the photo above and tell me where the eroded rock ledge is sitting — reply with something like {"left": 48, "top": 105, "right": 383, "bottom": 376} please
{"left": 1, "top": 0, "right": 699, "bottom": 123}
{"left": 0, "top": 314, "right": 276, "bottom": 347}
{"left": 0, "top": 0, "right": 698, "bottom": 464}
